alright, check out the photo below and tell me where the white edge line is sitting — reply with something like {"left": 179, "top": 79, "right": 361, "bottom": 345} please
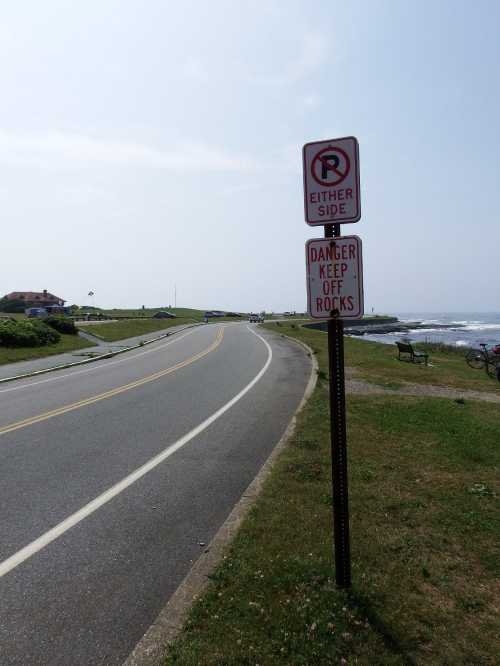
{"left": 123, "top": 327, "right": 316, "bottom": 666}
{"left": 0, "top": 325, "right": 272, "bottom": 579}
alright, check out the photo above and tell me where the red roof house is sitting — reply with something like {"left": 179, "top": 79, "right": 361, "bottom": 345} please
{"left": 4, "top": 290, "right": 66, "bottom": 307}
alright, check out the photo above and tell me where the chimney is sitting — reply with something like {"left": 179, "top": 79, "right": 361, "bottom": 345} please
{"left": 43, "top": 289, "right": 47, "bottom": 296}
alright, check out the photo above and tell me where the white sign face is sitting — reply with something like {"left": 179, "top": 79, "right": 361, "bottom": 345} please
{"left": 303, "top": 136, "right": 360, "bottom": 226}
{"left": 306, "top": 236, "right": 364, "bottom": 319}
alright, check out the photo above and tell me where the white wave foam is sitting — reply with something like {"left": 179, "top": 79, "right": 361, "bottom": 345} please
{"left": 407, "top": 327, "right": 442, "bottom": 333}
{"left": 463, "top": 324, "right": 500, "bottom": 331}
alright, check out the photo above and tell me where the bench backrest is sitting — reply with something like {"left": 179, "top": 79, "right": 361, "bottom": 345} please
{"left": 396, "top": 341, "right": 414, "bottom": 353}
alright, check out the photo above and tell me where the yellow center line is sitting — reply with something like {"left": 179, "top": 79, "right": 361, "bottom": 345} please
{"left": 0, "top": 327, "right": 224, "bottom": 438}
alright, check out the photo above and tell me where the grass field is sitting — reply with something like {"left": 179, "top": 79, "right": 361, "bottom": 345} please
{"left": 272, "top": 322, "right": 500, "bottom": 394}
{"left": 100, "top": 307, "right": 207, "bottom": 319}
{"left": 78, "top": 318, "right": 197, "bottom": 342}
{"left": 99, "top": 307, "right": 247, "bottom": 321}
{"left": 164, "top": 324, "right": 499, "bottom": 665}
{"left": 0, "top": 334, "right": 95, "bottom": 366}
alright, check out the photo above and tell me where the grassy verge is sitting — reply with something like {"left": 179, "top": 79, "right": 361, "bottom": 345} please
{"left": 77, "top": 318, "right": 195, "bottom": 342}
{"left": 0, "top": 334, "right": 95, "bottom": 366}
{"left": 269, "top": 322, "right": 500, "bottom": 394}
{"left": 99, "top": 308, "right": 248, "bottom": 322}
{"left": 164, "top": 326, "right": 499, "bottom": 665}
{"left": 99, "top": 307, "right": 206, "bottom": 319}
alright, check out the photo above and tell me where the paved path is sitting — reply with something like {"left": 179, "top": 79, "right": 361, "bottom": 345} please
{"left": 0, "top": 323, "right": 201, "bottom": 381}
{"left": 0, "top": 323, "right": 311, "bottom": 665}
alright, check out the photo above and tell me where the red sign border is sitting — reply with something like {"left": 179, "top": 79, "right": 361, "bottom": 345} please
{"left": 302, "top": 136, "right": 361, "bottom": 226}
{"left": 305, "top": 235, "right": 364, "bottom": 320}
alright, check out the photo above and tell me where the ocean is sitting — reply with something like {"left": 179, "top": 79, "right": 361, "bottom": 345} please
{"left": 360, "top": 312, "right": 500, "bottom": 348}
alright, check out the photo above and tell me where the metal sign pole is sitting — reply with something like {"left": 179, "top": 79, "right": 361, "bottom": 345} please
{"left": 324, "top": 222, "right": 351, "bottom": 588}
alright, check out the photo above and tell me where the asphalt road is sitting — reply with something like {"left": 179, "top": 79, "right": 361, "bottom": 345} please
{"left": 0, "top": 323, "right": 311, "bottom": 665}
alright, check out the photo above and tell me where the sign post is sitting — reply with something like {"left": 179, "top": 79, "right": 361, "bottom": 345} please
{"left": 302, "top": 137, "right": 362, "bottom": 589}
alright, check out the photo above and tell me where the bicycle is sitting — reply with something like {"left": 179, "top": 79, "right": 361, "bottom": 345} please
{"left": 465, "top": 343, "right": 500, "bottom": 377}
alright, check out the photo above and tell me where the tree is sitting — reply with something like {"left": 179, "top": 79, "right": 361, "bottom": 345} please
{"left": 0, "top": 298, "right": 27, "bottom": 313}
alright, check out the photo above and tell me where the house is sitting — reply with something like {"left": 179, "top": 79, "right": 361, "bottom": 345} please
{"left": 4, "top": 290, "right": 66, "bottom": 307}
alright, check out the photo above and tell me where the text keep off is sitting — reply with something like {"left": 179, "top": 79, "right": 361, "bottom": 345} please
{"left": 302, "top": 136, "right": 360, "bottom": 225}
{"left": 306, "top": 236, "right": 364, "bottom": 319}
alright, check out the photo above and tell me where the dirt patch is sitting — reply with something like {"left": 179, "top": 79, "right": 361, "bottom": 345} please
{"left": 345, "top": 369, "right": 500, "bottom": 403}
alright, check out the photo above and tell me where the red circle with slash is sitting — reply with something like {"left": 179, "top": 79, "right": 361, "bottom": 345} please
{"left": 311, "top": 145, "right": 350, "bottom": 187}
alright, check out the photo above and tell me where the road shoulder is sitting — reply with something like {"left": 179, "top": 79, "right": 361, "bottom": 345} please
{"left": 124, "top": 330, "right": 317, "bottom": 666}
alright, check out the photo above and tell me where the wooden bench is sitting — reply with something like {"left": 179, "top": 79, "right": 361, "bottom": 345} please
{"left": 395, "top": 341, "right": 428, "bottom": 365}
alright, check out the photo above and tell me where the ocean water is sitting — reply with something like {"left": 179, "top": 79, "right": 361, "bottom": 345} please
{"left": 360, "top": 312, "right": 500, "bottom": 348}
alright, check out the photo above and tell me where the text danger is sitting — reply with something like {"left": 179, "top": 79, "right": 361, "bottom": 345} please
{"left": 306, "top": 236, "right": 364, "bottom": 320}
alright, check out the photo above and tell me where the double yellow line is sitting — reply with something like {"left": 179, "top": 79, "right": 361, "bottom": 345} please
{"left": 0, "top": 327, "right": 224, "bottom": 438}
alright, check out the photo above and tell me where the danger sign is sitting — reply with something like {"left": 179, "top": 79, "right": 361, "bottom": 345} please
{"left": 305, "top": 236, "right": 364, "bottom": 319}
{"left": 303, "top": 137, "right": 360, "bottom": 226}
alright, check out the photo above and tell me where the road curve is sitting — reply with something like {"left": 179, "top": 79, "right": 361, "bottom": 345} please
{"left": 0, "top": 323, "right": 311, "bottom": 665}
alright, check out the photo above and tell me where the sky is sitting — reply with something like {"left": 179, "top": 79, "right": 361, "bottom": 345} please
{"left": 1, "top": 0, "right": 499, "bottom": 314}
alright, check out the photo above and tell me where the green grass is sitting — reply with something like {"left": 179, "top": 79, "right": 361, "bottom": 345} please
{"left": 164, "top": 325, "right": 500, "bottom": 665}
{"left": 348, "top": 395, "right": 500, "bottom": 663}
{"left": 78, "top": 318, "right": 195, "bottom": 342}
{"left": 100, "top": 307, "right": 206, "bottom": 319}
{"left": 99, "top": 307, "right": 247, "bottom": 322}
{"left": 266, "top": 322, "right": 500, "bottom": 394}
{"left": 0, "top": 334, "right": 95, "bottom": 366}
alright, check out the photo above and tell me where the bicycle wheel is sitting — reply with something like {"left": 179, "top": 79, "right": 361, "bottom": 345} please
{"left": 466, "top": 349, "right": 485, "bottom": 369}
{"left": 486, "top": 359, "right": 499, "bottom": 378}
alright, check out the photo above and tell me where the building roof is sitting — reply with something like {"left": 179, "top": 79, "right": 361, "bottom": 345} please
{"left": 4, "top": 291, "right": 65, "bottom": 303}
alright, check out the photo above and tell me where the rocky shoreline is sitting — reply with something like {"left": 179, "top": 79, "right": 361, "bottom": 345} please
{"left": 304, "top": 318, "right": 465, "bottom": 336}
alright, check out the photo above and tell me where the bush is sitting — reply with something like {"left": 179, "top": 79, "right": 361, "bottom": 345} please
{"left": 0, "top": 298, "right": 26, "bottom": 313}
{"left": 46, "top": 316, "right": 78, "bottom": 335}
{"left": 0, "top": 319, "right": 61, "bottom": 347}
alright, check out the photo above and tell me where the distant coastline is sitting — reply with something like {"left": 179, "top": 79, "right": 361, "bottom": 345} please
{"left": 304, "top": 317, "right": 463, "bottom": 336}
{"left": 304, "top": 313, "right": 500, "bottom": 348}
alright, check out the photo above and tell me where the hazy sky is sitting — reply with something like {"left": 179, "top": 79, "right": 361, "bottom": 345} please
{"left": 1, "top": 0, "right": 499, "bottom": 313}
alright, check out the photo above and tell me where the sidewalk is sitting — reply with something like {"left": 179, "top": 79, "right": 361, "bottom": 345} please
{"left": 0, "top": 323, "right": 203, "bottom": 381}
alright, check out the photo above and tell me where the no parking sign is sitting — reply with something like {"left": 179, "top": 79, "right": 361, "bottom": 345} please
{"left": 301, "top": 134, "right": 363, "bottom": 589}
{"left": 303, "top": 136, "right": 360, "bottom": 225}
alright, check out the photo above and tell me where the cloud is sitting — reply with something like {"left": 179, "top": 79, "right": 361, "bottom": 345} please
{"left": 253, "top": 31, "right": 329, "bottom": 87}
{"left": 178, "top": 57, "right": 210, "bottom": 83}
{"left": 301, "top": 93, "right": 321, "bottom": 109}
{"left": 293, "top": 32, "right": 329, "bottom": 82}
{"left": 0, "top": 130, "right": 259, "bottom": 172}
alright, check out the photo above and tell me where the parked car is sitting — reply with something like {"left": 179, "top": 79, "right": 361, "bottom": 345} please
{"left": 46, "top": 305, "right": 72, "bottom": 315}
{"left": 25, "top": 307, "right": 48, "bottom": 318}
{"left": 204, "top": 310, "right": 226, "bottom": 318}
{"left": 153, "top": 311, "right": 176, "bottom": 319}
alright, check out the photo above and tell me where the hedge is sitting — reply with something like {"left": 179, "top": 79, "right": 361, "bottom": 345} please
{"left": 0, "top": 319, "right": 61, "bottom": 347}
{"left": 0, "top": 298, "right": 26, "bottom": 313}
{"left": 45, "top": 316, "right": 78, "bottom": 335}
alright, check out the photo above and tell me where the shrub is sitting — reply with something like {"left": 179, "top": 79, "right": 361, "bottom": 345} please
{"left": 30, "top": 320, "right": 61, "bottom": 345}
{"left": 0, "top": 298, "right": 26, "bottom": 313}
{"left": 0, "top": 319, "right": 61, "bottom": 347}
{"left": 46, "top": 316, "right": 77, "bottom": 335}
